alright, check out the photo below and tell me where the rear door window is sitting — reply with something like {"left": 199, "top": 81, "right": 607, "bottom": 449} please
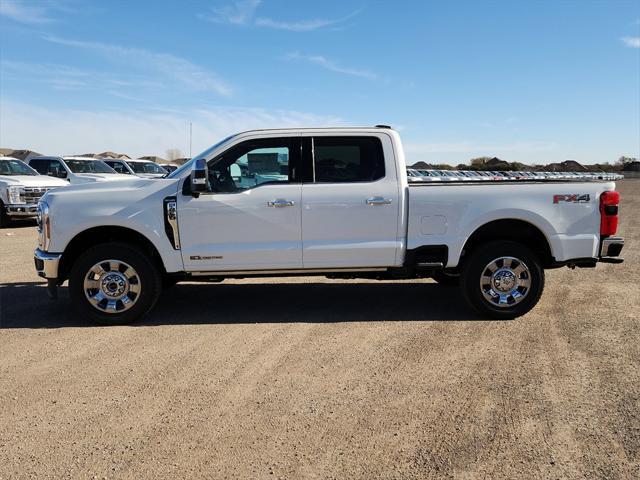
{"left": 312, "top": 137, "right": 385, "bottom": 183}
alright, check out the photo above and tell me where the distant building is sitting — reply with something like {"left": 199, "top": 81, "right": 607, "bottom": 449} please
{"left": 139, "top": 156, "right": 166, "bottom": 163}
{"left": 409, "top": 161, "right": 436, "bottom": 169}
{"left": 484, "top": 157, "right": 510, "bottom": 169}
{"left": 544, "top": 160, "right": 587, "bottom": 172}
{"left": 0, "top": 149, "right": 44, "bottom": 161}
{"left": 74, "top": 152, "right": 130, "bottom": 159}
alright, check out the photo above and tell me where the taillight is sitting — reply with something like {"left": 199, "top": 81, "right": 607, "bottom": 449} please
{"left": 600, "top": 191, "right": 620, "bottom": 236}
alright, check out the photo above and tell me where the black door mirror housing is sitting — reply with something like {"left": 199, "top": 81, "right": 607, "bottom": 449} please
{"left": 190, "top": 159, "right": 209, "bottom": 197}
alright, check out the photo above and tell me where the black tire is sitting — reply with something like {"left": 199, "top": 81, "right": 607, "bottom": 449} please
{"left": 69, "top": 242, "right": 162, "bottom": 325}
{"left": 0, "top": 201, "right": 11, "bottom": 228}
{"left": 431, "top": 270, "right": 460, "bottom": 286}
{"left": 162, "top": 276, "right": 180, "bottom": 290}
{"left": 461, "top": 240, "right": 544, "bottom": 319}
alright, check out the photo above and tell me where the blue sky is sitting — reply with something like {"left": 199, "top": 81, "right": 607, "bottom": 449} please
{"left": 0, "top": 0, "right": 638, "bottom": 165}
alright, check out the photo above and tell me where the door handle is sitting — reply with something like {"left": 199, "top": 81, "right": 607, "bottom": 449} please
{"left": 268, "top": 199, "right": 295, "bottom": 208}
{"left": 366, "top": 197, "right": 392, "bottom": 206}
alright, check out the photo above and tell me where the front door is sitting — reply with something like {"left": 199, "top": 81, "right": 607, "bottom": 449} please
{"left": 178, "top": 137, "right": 303, "bottom": 272}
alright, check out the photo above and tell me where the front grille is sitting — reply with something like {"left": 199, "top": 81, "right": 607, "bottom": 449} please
{"left": 23, "top": 187, "right": 51, "bottom": 204}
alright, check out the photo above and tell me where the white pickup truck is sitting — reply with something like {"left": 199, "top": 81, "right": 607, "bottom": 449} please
{"left": 33, "top": 127, "right": 624, "bottom": 324}
{"left": 103, "top": 158, "right": 168, "bottom": 178}
{"left": 28, "top": 156, "right": 131, "bottom": 184}
{"left": 0, "top": 157, "right": 68, "bottom": 227}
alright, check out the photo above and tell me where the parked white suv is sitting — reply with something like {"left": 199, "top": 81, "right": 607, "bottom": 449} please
{"left": 0, "top": 157, "right": 68, "bottom": 227}
{"left": 103, "top": 158, "right": 168, "bottom": 178}
{"left": 28, "top": 156, "right": 131, "bottom": 184}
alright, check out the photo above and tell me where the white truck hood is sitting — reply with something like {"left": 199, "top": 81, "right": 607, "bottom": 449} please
{"left": 74, "top": 173, "right": 132, "bottom": 182}
{"left": 44, "top": 177, "right": 174, "bottom": 201}
{"left": 0, "top": 175, "right": 68, "bottom": 187}
{"left": 136, "top": 173, "right": 167, "bottom": 179}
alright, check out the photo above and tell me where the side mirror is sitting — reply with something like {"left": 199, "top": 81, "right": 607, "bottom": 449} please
{"left": 230, "top": 163, "right": 242, "bottom": 182}
{"left": 190, "top": 158, "right": 209, "bottom": 196}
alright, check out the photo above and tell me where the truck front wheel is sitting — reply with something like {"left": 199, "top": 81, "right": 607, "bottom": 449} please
{"left": 461, "top": 240, "right": 544, "bottom": 319}
{"left": 69, "top": 242, "right": 162, "bottom": 324}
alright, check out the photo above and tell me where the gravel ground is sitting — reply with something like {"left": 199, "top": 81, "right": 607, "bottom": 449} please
{"left": 1, "top": 181, "right": 638, "bottom": 479}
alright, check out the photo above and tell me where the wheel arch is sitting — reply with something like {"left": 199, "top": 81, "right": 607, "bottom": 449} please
{"left": 58, "top": 226, "right": 166, "bottom": 282}
{"left": 461, "top": 218, "right": 554, "bottom": 268}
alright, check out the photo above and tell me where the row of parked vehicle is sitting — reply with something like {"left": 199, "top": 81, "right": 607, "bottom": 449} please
{"left": 406, "top": 168, "right": 623, "bottom": 182}
{"left": 0, "top": 153, "right": 623, "bottom": 228}
{"left": 0, "top": 155, "right": 177, "bottom": 227}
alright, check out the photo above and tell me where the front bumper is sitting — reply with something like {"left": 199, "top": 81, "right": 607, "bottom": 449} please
{"left": 599, "top": 236, "right": 624, "bottom": 264}
{"left": 34, "top": 248, "right": 62, "bottom": 279}
{"left": 5, "top": 203, "right": 38, "bottom": 217}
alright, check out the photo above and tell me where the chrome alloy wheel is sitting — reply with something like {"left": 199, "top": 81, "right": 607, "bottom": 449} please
{"left": 83, "top": 260, "right": 141, "bottom": 313}
{"left": 479, "top": 256, "right": 531, "bottom": 308}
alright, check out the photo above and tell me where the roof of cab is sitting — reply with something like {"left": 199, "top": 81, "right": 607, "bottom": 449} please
{"left": 233, "top": 125, "right": 396, "bottom": 136}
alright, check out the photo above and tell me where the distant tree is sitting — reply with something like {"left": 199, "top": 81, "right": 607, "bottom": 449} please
{"left": 470, "top": 156, "right": 492, "bottom": 168}
{"left": 617, "top": 156, "right": 637, "bottom": 166}
{"left": 165, "top": 148, "right": 183, "bottom": 161}
{"left": 507, "top": 162, "right": 528, "bottom": 171}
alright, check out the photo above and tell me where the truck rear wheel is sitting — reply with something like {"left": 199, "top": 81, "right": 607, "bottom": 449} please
{"left": 461, "top": 240, "right": 544, "bottom": 319}
{"left": 69, "top": 242, "right": 161, "bottom": 324}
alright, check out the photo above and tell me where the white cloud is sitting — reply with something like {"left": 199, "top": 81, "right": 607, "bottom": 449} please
{"left": 0, "top": 0, "right": 53, "bottom": 24}
{"left": 0, "top": 100, "right": 343, "bottom": 158}
{"left": 199, "top": 0, "right": 262, "bottom": 25}
{"left": 200, "top": 1, "right": 358, "bottom": 32}
{"left": 285, "top": 52, "right": 377, "bottom": 80}
{"left": 621, "top": 36, "right": 640, "bottom": 48}
{"left": 255, "top": 11, "right": 359, "bottom": 32}
{"left": 43, "top": 36, "right": 233, "bottom": 96}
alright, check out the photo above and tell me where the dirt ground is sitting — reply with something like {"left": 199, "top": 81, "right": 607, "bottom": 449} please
{"left": 1, "top": 181, "right": 638, "bottom": 479}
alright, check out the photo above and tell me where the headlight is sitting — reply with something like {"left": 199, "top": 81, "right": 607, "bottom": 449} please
{"left": 7, "top": 186, "right": 25, "bottom": 204}
{"left": 37, "top": 201, "right": 51, "bottom": 251}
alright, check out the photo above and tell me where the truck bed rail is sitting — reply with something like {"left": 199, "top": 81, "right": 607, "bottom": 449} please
{"left": 406, "top": 169, "right": 624, "bottom": 183}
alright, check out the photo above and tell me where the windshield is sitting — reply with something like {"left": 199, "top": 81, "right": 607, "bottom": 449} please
{"left": 65, "top": 159, "right": 117, "bottom": 174}
{"left": 167, "top": 134, "right": 236, "bottom": 178}
{"left": 0, "top": 159, "right": 38, "bottom": 176}
{"left": 127, "top": 161, "right": 167, "bottom": 174}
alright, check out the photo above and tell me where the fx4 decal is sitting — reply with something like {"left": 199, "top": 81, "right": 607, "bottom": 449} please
{"left": 553, "top": 194, "right": 590, "bottom": 204}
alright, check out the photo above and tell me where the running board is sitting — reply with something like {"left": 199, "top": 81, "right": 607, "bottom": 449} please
{"left": 189, "top": 267, "right": 388, "bottom": 277}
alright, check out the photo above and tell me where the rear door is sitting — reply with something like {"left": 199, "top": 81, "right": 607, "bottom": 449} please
{"left": 300, "top": 134, "right": 401, "bottom": 268}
